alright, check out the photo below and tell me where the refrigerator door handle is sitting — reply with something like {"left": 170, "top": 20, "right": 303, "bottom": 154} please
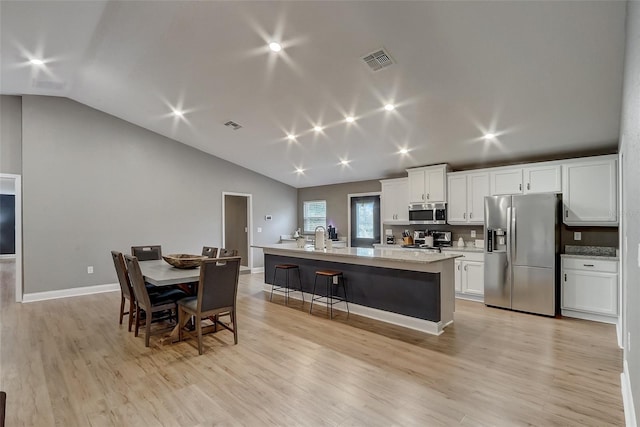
{"left": 511, "top": 206, "right": 516, "bottom": 264}
{"left": 506, "top": 206, "right": 512, "bottom": 268}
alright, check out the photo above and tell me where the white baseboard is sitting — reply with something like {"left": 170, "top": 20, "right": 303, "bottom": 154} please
{"left": 263, "top": 284, "right": 446, "bottom": 335}
{"left": 622, "top": 359, "right": 638, "bottom": 427}
{"left": 23, "top": 283, "right": 119, "bottom": 303}
{"left": 0, "top": 254, "right": 16, "bottom": 260}
{"left": 561, "top": 309, "right": 617, "bottom": 325}
{"left": 251, "top": 267, "right": 265, "bottom": 274}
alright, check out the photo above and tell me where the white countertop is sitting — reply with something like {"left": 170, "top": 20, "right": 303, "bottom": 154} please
{"left": 254, "top": 243, "right": 460, "bottom": 264}
{"left": 441, "top": 246, "right": 484, "bottom": 253}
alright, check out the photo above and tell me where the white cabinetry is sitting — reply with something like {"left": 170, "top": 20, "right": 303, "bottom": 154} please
{"left": 447, "top": 172, "right": 488, "bottom": 224}
{"left": 490, "top": 169, "right": 523, "bottom": 195}
{"left": 562, "top": 157, "right": 617, "bottom": 226}
{"left": 380, "top": 178, "right": 409, "bottom": 224}
{"left": 523, "top": 165, "right": 561, "bottom": 194}
{"left": 444, "top": 250, "right": 484, "bottom": 301}
{"left": 490, "top": 165, "right": 561, "bottom": 196}
{"left": 407, "top": 164, "right": 448, "bottom": 203}
{"left": 561, "top": 256, "right": 618, "bottom": 323}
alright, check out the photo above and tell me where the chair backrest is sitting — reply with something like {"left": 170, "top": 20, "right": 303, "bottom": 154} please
{"left": 0, "top": 390, "right": 6, "bottom": 427}
{"left": 111, "top": 251, "right": 133, "bottom": 300}
{"left": 124, "top": 255, "right": 151, "bottom": 309}
{"left": 218, "top": 248, "right": 238, "bottom": 257}
{"left": 131, "top": 245, "right": 162, "bottom": 261}
{"left": 197, "top": 257, "right": 241, "bottom": 313}
{"left": 202, "top": 246, "right": 218, "bottom": 258}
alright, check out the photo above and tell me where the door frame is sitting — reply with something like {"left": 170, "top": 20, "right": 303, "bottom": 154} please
{"left": 221, "top": 192, "right": 253, "bottom": 269}
{"left": 347, "top": 191, "right": 381, "bottom": 247}
{"left": 0, "top": 173, "right": 22, "bottom": 302}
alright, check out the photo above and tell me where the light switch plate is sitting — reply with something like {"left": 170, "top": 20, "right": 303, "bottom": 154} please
{"left": 87, "top": 266, "right": 94, "bottom": 274}
{"left": 470, "top": 230, "right": 476, "bottom": 238}
{"left": 574, "top": 232, "right": 582, "bottom": 241}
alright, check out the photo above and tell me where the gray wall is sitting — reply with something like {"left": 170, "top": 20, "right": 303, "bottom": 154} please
{"left": 0, "top": 95, "right": 22, "bottom": 174}
{"left": 297, "top": 180, "right": 380, "bottom": 238}
{"left": 619, "top": 0, "right": 640, "bottom": 419}
{"left": 21, "top": 96, "right": 297, "bottom": 293}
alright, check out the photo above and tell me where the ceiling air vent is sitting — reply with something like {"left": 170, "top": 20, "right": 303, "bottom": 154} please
{"left": 224, "top": 120, "right": 242, "bottom": 130}
{"left": 361, "top": 48, "right": 395, "bottom": 72}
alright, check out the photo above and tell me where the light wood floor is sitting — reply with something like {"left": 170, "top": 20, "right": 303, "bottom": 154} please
{"left": 0, "top": 260, "right": 624, "bottom": 426}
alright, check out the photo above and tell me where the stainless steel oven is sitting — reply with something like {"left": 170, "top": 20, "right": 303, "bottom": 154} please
{"left": 408, "top": 203, "right": 447, "bottom": 225}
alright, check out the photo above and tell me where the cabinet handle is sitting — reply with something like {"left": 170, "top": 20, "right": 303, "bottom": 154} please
{"left": 463, "top": 213, "right": 466, "bottom": 219}
{"left": 583, "top": 264, "right": 595, "bottom": 267}
{"left": 564, "top": 273, "right": 567, "bottom": 282}
{"left": 427, "top": 193, "right": 430, "bottom": 200}
{"left": 457, "top": 264, "right": 461, "bottom": 271}
{"left": 565, "top": 210, "right": 568, "bottom": 218}
{"left": 464, "top": 265, "right": 468, "bottom": 271}
{"left": 519, "top": 184, "right": 522, "bottom": 191}
{"left": 527, "top": 183, "right": 530, "bottom": 190}
{"left": 422, "top": 194, "right": 425, "bottom": 201}
{"left": 470, "top": 212, "right": 473, "bottom": 219}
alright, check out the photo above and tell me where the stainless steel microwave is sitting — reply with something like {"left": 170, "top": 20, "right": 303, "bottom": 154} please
{"left": 408, "top": 203, "right": 447, "bottom": 224}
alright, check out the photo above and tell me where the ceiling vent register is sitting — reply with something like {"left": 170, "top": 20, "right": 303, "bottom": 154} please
{"left": 362, "top": 48, "right": 395, "bottom": 72}
{"left": 224, "top": 120, "right": 243, "bottom": 130}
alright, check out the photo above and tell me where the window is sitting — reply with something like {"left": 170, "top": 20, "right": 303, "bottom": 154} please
{"left": 303, "top": 200, "right": 326, "bottom": 233}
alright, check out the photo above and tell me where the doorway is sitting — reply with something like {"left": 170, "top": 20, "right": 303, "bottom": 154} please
{"left": 0, "top": 173, "right": 22, "bottom": 302}
{"left": 348, "top": 193, "right": 381, "bottom": 248}
{"left": 222, "top": 192, "right": 252, "bottom": 272}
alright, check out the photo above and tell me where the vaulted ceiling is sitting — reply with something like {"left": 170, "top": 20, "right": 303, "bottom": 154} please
{"left": 0, "top": 1, "right": 627, "bottom": 188}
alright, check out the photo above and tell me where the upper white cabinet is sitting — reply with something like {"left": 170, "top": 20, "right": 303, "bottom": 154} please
{"left": 407, "top": 164, "right": 449, "bottom": 204}
{"left": 562, "top": 157, "right": 617, "bottom": 226}
{"left": 490, "top": 165, "right": 561, "bottom": 196}
{"left": 380, "top": 178, "right": 409, "bottom": 224}
{"left": 523, "top": 165, "right": 561, "bottom": 194}
{"left": 447, "top": 172, "right": 488, "bottom": 224}
{"left": 490, "top": 169, "right": 523, "bottom": 195}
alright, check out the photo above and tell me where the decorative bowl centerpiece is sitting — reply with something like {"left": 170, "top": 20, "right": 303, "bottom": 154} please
{"left": 162, "top": 254, "right": 206, "bottom": 269}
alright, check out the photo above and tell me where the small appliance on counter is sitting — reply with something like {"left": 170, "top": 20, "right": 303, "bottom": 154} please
{"left": 386, "top": 235, "right": 396, "bottom": 244}
{"left": 327, "top": 225, "right": 338, "bottom": 240}
{"left": 314, "top": 226, "right": 326, "bottom": 250}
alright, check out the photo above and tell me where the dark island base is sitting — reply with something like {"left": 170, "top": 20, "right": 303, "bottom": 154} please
{"left": 265, "top": 254, "right": 441, "bottom": 322}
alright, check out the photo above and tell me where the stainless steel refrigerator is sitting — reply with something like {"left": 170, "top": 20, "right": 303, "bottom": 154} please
{"left": 484, "top": 193, "right": 560, "bottom": 316}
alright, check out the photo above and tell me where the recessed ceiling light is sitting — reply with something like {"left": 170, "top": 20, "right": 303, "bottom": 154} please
{"left": 340, "top": 159, "right": 351, "bottom": 165}
{"left": 295, "top": 167, "right": 304, "bottom": 174}
{"left": 29, "top": 58, "right": 44, "bottom": 66}
{"left": 172, "top": 109, "right": 184, "bottom": 118}
{"left": 287, "top": 134, "right": 296, "bottom": 141}
{"left": 483, "top": 133, "right": 496, "bottom": 140}
{"left": 345, "top": 116, "right": 355, "bottom": 123}
{"left": 313, "top": 126, "right": 323, "bottom": 132}
{"left": 269, "top": 42, "right": 282, "bottom": 52}
{"left": 399, "top": 148, "right": 409, "bottom": 154}
{"left": 384, "top": 104, "right": 395, "bottom": 111}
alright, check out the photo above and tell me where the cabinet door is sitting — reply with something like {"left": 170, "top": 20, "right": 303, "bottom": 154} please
{"left": 490, "top": 169, "right": 523, "bottom": 195}
{"left": 468, "top": 172, "right": 489, "bottom": 224}
{"left": 381, "top": 182, "right": 396, "bottom": 222}
{"left": 463, "top": 261, "right": 484, "bottom": 296}
{"left": 381, "top": 179, "right": 409, "bottom": 222}
{"left": 563, "top": 160, "right": 617, "bottom": 225}
{"left": 523, "top": 165, "right": 561, "bottom": 194}
{"left": 408, "top": 169, "right": 426, "bottom": 203}
{"left": 447, "top": 175, "right": 467, "bottom": 223}
{"left": 426, "top": 169, "right": 445, "bottom": 202}
{"left": 562, "top": 270, "right": 617, "bottom": 315}
{"left": 454, "top": 259, "right": 462, "bottom": 292}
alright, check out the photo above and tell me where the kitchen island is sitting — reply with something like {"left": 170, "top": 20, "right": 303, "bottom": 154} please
{"left": 254, "top": 244, "right": 460, "bottom": 335}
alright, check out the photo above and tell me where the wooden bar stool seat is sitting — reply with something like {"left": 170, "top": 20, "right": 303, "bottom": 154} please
{"left": 310, "top": 270, "right": 349, "bottom": 319}
{"left": 270, "top": 264, "right": 304, "bottom": 305}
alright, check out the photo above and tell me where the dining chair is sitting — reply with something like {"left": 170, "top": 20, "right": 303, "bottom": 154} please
{"left": 178, "top": 256, "right": 241, "bottom": 355}
{"left": 202, "top": 246, "right": 218, "bottom": 258}
{"left": 0, "top": 391, "right": 6, "bottom": 427}
{"left": 111, "top": 251, "right": 160, "bottom": 331}
{"left": 218, "top": 248, "right": 238, "bottom": 257}
{"left": 124, "top": 254, "right": 188, "bottom": 347}
{"left": 131, "top": 245, "right": 162, "bottom": 261}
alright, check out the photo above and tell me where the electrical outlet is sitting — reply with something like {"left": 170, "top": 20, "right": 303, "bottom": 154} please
{"left": 470, "top": 230, "right": 476, "bottom": 238}
{"left": 333, "top": 276, "right": 339, "bottom": 284}
{"left": 87, "top": 266, "right": 94, "bottom": 274}
{"left": 257, "top": 227, "right": 262, "bottom": 233}
{"left": 574, "top": 232, "right": 582, "bottom": 241}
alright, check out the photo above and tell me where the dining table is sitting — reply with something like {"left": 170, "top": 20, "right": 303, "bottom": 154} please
{"left": 138, "top": 259, "right": 201, "bottom": 286}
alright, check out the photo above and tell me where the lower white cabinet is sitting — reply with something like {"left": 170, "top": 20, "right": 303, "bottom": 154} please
{"left": 561, "top": 256, "right": 618, "bottom": 323}
{"left": 445, "top": 250, "right": 484, "bottom": 301}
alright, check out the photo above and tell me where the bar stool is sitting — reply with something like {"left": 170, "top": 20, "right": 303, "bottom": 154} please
{"left": 310, "top": 270, "right": 349, "bottom": 319}
{"left": 270, "top": 264, "right": 304, "bottom": 305}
